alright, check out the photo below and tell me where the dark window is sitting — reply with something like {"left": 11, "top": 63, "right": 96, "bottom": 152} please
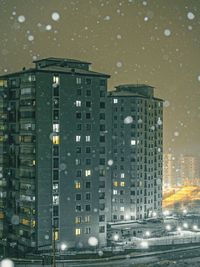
{"left": 100, "top": 113, "right": 105, "bottom": 120}
{"left": 100, "top": 124, "right": 105, "bottom": 131}
{"left": 100, "top": 102, "right": 105, "bottom": 108}
{"left": 99, "top": 226, "right": 105, "bottom": 233}
{"left": 85, "top": 147, "right": 91, "bottom": 153}
{"left": 76, "top": 147, "right": 81, "bottom": 153}
{"left": 99, "top": 158, "right": 105, "bottom": 165}
{"left": 99, "top": 204, "right": 105, "bottom": 211}
{"left": 100, "top": 136, "right": 105, "bottom": 142}
{"left": 76, "top": 194, "right": 81, "bottom": 201}
{"left": 53, "top": 87, "right": 59, "bottom": 97}
{"left": 99, "top": 181, "right": 105, "bottom": 188}
{"left": 100, "top": 91, "right": 105, "bottom": 97}
{"left": 100, "top": 79, "right": 106, "bottom": 86}
{"left": 99, "top": 192, "right": 105, "bottom": 199}
{"left": 85, "top": 204, "right": 91, "bottom": 211}
{"left": 99, "top": 215, "right": 105, "bottom": 222}
{"left": 53, "top": 110, "right": 59, "bottom": 120}
{"left": 76, "top": 124, "right": 82, "bottom": 130}
{"left": 53, "top": 158, "right": 59, "bottom": 168}
{"left": 76, "top": 170, "right": 82, "bottom": 177}
{"left": 86, "top": 113, "right": 91, "bottom": 119}
{"left": 86, "top": 124, "right": 91, "bottom": 131}
{"left": 86, "top": 101, "right": 91, "bottom": 107}
{"left": 86, "top": 90, "right": 91, "bottom": 96}
{"left": 86, "top": 158, "right": 91, "bottom": 165}
{"left": 77, "top": 89, "right": 81, "bottom": 95}
{"left": 53, "top": 206, "right": 58, "bottom": 216}
{"left": 53, "top": 146, "right": 59, "bottom": 156}
{"left": 53, "top": 170, "right": 59, "bottom": 180}
{"left": 76, "top": 112, "right": 81, "bottom": 119}
{"left": 85, "top": 181, "right": 91, "bottom": 189}
{"left": 99, "top": 147, "right": 105, "bottom": 154}
{"left": 86, "top": 78, "right": 92, "bottom": 85}
{"left": 85, "top": 193, "right": 91, "bottom": 200}
{"left": 76, "top": 205, "right": 81, "bottom": 212}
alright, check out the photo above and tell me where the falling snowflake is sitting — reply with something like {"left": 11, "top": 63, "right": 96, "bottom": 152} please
{"left": 0, "top": 259, "right": 14, "bottom": 267}
{"left": 124, "top": 116, "right": 133, "bottom": 124}
{"left": 46, "top": 25, "right": 52, "bottom": 31}
{"left": 116, "top": 34, "right": 122, "bottom": 39}
{"left": 28, "top": 35, "right": 34, "bottom": 41}
{"left": 164, "top": 29, "right": 171, "bottom": 37}
{"left": 52, "top": 12, "right": 60, "bottom": 21}
{"left": 88, "top": 236, "right": 98, "bottom": 246}
{"left": 104, "top": 15, "right": 111, "bottom": 21}
{"left": 116, "top": 61, "right": 122, "bottom": 68}
{"left": 187, "top": 12, "right": 195, "bottom": 20}
{"left": 144, "top": 16, "right": 149, "bottom": 22}
{"left": 174, "top": 131, "right": 179, "bottom": 137}
{"left": 18, "top": 15, "right": 26, "bottom": 23}
{"left": 108, "top": 159, "right": 114, "bottom": 166}
{"left": 197, "top": 75, "right": 200, "bottom": 81}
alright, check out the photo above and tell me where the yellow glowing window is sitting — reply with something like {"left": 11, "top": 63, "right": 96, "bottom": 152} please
{"left": 32, "top": 220, "right": 36, "bottom": 227}
{"left": 75, "top": 216, "right": 81, "bottom": 224}
{"left": 75, "top": 228, "right": 81, "bottom": 236}
{"left": 113, "top": 181, "right": 118, "bottom": 187}
{"left": 0, "top": 80, "right": 7, "bottom": 87}
{"left": 75, "top": 182, "right": 81, "bottom": 189}
{"left": 32, "top": 160, "right": 36, "bottom": 166}
{"left": 53, "top": 135, "right": 60, "bottom": 145}
{"left": 120, "top": 182, "right": 125, "bottom": 187}
{"left": 53, "top": 230, "right": 59, "bottom": 240}
{"left": 0, "top": 136, "right": 4, "bottom": 142}
{"left": 21, "top": 219, "right": 29, "bottom": 226}
{"left": 0, "top": 212, "right": 4, "bottom": 219}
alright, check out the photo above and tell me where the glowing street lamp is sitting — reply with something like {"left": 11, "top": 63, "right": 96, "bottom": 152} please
{"left": 113, "top": 234, "right": 119, "bottom": 241}
{"left": 183, "top": 222, "right": 188, "bottom": 229}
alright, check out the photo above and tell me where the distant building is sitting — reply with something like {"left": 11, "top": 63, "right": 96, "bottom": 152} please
{"left": 163, "top": 154, "right": 176, "bottom": 188}
{"left": 179, "top": 155, "right": 200, "bottom": 185}
{"left": 107, "top": 84, "right": 163, "bottom": 221}
{"left": 0, "top": 58, "right": 111, "bottom": 252}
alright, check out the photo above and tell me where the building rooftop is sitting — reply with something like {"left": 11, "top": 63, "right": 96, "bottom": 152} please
{"left": 33, "top": 57, "right": 91, "bottom": 65}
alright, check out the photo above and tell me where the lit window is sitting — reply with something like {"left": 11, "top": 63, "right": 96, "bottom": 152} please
{"left": 85, "top": 215, "right": 91, "bottom": 223}
{"left": 53, "top": 75, "right": 60, "bottom": 85}
{"left": 131, "top": 139, "right": 136, "bottom": 145}
{"left": 113, "top": 181, "right": 118, "bottom": 187}
{"left": 53, "top": 124, "right": 59, "bottom": 133}
{"left": 113, "top": 98, "right": 118, "bottom": 104}
{"left": 120, "top": 182, "right": 125, "bottom": 187}
{"left": 76, "top": 77, "right": 82, "bottom": 84}
{"left": 121, "top": 173, "right": 125, "bottom": 178}
{"left": 76, "top": 100, "right": 81, "bottom": 107}
{"left": 53, "top": 135, "right": 60, "bottom": 145}
{"left": 54, "top": 230, "right": 59, "bottom": 240}
{"left": 75, "top": 216, "right": 81, "bottom": 224}
{"left": 86, "top": 136, "right": 90, "bottom": 142}
{"left": 53, "top": 195, "right": 59, "bottom": 205}
{"left": 85, "top": 170, "right": 91, "bottom": 177}
{"left": 76, "top": 136, "right": 81, "bottom": 142}
{"left": 75, "top": 228, "right": 81, "bottom": 236}
{"left": 113, "top": 190, "right": 118, "bottom": 195}
{"left": 32, "top": 160, "right": 36, "bottom": 166}
{"left": 75, "top": 182, "right": 81, "bottom": 189}
{"left": 120, "top": 206, "right": 125, "bottom": 212}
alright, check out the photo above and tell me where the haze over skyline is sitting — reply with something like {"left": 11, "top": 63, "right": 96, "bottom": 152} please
{"left": 0, "top": 0, "right": 200, "bottom": 156}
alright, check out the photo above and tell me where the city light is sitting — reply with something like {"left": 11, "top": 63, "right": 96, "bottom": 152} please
{"left": 140, "top": 240, "right": 149, "bottom": 249}
{"left": 145, "top": 231, "right": 151, "bottom": 237}
{"left": 60, "top": 243, "right": 67, "bottom": 251}
{"left": 152, "top": 211, "right": 157, "bottom": 217}
{"left": 163, "top": 210, "right": 170, "bottom": 216}
{"left": 177, "top": 227, "right": 182, "bottom": 232}
{"left": 183, "top": 222, "right": 188, "bottom": 229}
{"left": 113, "top": 234, "right": 120, "bottom": 241}
{"left": 165, "top": 224, "right": 171, "bottom": 231}
{"left": 193, "top": 225, "right": 198, "bottom": 231}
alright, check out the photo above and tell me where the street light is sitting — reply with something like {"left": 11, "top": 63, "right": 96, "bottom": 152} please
{"left": 140, "top": 240, "right": 149, "bottom": 249}
{"left": 165, "top": 224, "right": 171, "bottom": 231}
{"left": 145, "top": 231, "right": 150, "bottom": 237}
{"left": 193, "top": 225, "right": 198, "bottom": 231}
{"left": 113, "top": 234, "right": 119, "bottom": 241}
{"left": 60, "top": 243, "right": 67, "bottom": 251}
{"left": 183, "top": 222, "right": 188, "bottom": 229}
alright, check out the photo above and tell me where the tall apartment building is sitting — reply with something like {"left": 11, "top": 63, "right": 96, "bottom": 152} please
{"left": 0, "top": 58, "right": 111, "bottom": 252}
{"left": 108, "top": 85, "right": 163, "bottom": 221}
{"left": 179, "top": 155, "right": 200, "bottom": 185}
